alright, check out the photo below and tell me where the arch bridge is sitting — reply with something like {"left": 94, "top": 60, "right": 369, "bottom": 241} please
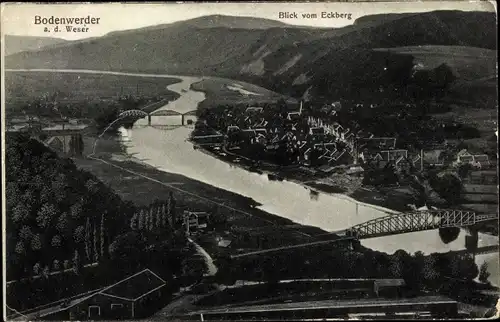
{"left": 346, "top": 209, "right": 498, "bottom": 240}
{"left": 119, "top": 109, "right": 197, "bottom": 126}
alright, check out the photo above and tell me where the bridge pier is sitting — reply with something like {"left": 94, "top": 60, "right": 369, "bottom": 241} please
{"left": 181, "top": 114, "right": 185, "bottom": 126}
{"left": 148, "top": 114, "right": 152, "bottom": 126}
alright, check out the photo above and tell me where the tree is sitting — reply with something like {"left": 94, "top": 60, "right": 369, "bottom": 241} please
{"left": 56, "top": 213, "right": 70, "bottom": 237}
{"left": 148, "top": 208, "right": 154, "bottom": 231}
{"left": 479, "top": 262, "right": 491, "bottom": 283}
{"left": 138, "top": 210, "right": 145, "bottom": 230}
{"left": 53, "top": 259, "right": 60, "bottom": 271}
{"left": 12, "top": 203, "right": 30, "bottom": 224}
{"left": 72, "top": 250, "right": 82, "bottom": 275}
{"left": 168, "top": 192, "right": 177, "bottom": 226}
{"left": 421, "top": 254, "right": 440, "bottom": 284}
{"left": 130, "top": 213, "right": 138, "bottom": 231}
{"left": 93, "top": 223, "right": 99, "bottom": 263}
{"left": 165, "top": 198, "right": 172, "bottom": 227}
{"left": 388, "top": 254, "right": 405, "bottom": 278}
{"left": 457, "top": 163, "right": 473, "bottom": 179}
{"left": 15, "top": 241, "right": 26, "bottom": 255}
{"left": 19, "top": 226, "right": 33, "bottom": 241}
{"left": 51, "top": 173, "right": 68, "bottom": 203}
{"left": 42, "top": 265, "right": 50, "bottom": 280}
{"left": 100, "top": 214, "right": 106, "bottom": 259}
{"left": 33, "top": 262, "right": 41, "bottom": 276}
{"left": 70, "top": 201, "right": 84, "bottom": 219}
{"left": 51, "top": 235, "right": 62, "bottom": 248}
{"left": 449, "top": 254, "right": 479, "bottom": 281}
{"left": 74, "top": 225, "right": 85, "bottom": 244}
{"left": 161, "top": 203, "right": 167, "bottom": 228}
{"left": 108, "top": 232, "right": 145, "bottom": 272}
{"left": 31, "top": 234, "right": 42, "bottom": 251}
{"left": 156, "top": 207, "right": 161, "bottom": 230}
{"left": 63, "top": 259, "right": 71, "bottom": 270}
{"left": 432, "top": 173, "right": 462, "bottom": 205}
{"left": 85, "top": 218, "right": 91, "bottom": 261}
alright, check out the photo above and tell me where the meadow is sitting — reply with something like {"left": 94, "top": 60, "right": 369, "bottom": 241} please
{"left": 5, "top": 71, "right": 181, "bottom": 116}
{"left": 191, "top": 77, "right": 295, "bottom": 109}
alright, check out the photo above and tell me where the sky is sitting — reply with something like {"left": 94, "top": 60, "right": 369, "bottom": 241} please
{"left": 1, "top": 1, "right": 497, "bottom": 40}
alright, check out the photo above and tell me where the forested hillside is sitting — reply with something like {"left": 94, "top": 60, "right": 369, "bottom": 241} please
{"left": 5, "top": 134, "right": 136, "bottom": 281}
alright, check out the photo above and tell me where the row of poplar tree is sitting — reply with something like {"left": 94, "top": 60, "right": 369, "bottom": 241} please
{"left": 130, "top": 194, "right": 177, "bottom": 232}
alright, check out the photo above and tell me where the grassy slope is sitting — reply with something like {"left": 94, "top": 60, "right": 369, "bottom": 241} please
{"left": 4, "top": 35, "right": 68, "bottom": 56}
{"left": 191, "top": 77, "right": 294, "bottom": 109}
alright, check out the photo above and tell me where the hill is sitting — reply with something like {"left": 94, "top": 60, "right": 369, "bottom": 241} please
{"left": 3, "top": 35, "right": 67, "bottom": 56}
{"left": 4, "top": 11, "right": 496, "bottom": 102}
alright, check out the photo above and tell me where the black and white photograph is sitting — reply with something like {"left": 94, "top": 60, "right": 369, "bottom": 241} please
{"left": 2, "top": 1, "right": 498, "bottom": 320}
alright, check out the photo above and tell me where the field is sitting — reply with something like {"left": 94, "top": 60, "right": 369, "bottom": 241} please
{"left": 373, "top": 46, "right": 496, "bottom": 81}
{"left": 5, "top": 71, "right": 181, "bottom": 115}
{"left": 191, "top": 77, "right": 295, "bottom": 109}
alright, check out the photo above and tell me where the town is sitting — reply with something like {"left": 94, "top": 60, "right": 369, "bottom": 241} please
{"left": 191, "top": 98, "right": 496, "bottom": 225}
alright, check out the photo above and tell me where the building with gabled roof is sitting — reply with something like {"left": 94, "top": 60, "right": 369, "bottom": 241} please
{"left": 358, "top": 137, "right": 397, "bottom": 150}
{"left": 245, "top": 107, "right": 263, "bottom": 114}
{"left": 287, "top": 101, "right": 303, "bottom": 120}
{"left": 43, "top": 269, "right": 167, "bottom": 320}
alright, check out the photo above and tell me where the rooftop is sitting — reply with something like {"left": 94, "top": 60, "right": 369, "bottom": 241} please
{"left": 100, "top": 268, "right": 166, "bottom": 301}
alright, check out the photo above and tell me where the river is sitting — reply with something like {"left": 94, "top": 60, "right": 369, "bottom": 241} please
{"left": 8, "top": 69, "right": 499, "bottom": 285}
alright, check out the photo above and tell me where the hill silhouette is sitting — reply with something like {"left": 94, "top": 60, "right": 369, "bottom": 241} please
{"left": 5, "top": 10, "right": 496, "bottom": 102}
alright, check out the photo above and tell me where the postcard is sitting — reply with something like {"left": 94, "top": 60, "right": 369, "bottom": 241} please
{"left": 2, "top": 1, "right": 498, "bottom": 320}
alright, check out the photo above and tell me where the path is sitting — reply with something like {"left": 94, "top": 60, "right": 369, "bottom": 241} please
{"left": 188, "top": 238, "right": 218, "bottom": 276}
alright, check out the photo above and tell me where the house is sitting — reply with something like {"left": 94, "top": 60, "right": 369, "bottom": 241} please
{"left": 361, "top": 149, "right": 408, "bottom": 168}
{"left": 455, "top": 149, "right": 474, "bottom": 165}
{"left": 314, "top": 142, "right": 337, "bottom": 151}
{"left": 423, "top": 150, "right": 445, "bottom": 166}
{"left": 216, "top": 236, "right": 232, "bottom": 248}
{"left": 242, "top": 128, "right": 267, "bottom": 144}
{"left": 333, "top": 123, "right": 344, "bottom": 136}
{"left": 329, "top": 149, "right": 347, "bottom": 163}
{"left": 308, "top": 128, "right": 326, "bottom": 144}
{"left": 309, "top": 127, "right": 325, "bottom": 136}
{"left": 331, "top": 101, "right": 342, "bottom": 111}
{"left": 358, "top": 137, "right": 397, "bottom": 150}
{"left": 245, "top": 107, "right": 263, "bottom": 114}
{"left": 226, "top": 125, "right": 240, "bottom": 134}
{"left": 254, "top": 119, "right": 268, "bottom": 128}
{"left": 45, "top": 269, "right": 167, "bottom": 320}
{"left": 346, "top": 166, "right": 364, "bottom": 176}
{"left": 6, "top": 124, "right": 30, "bottom": 133}
{"left": 183, "top": 211, "right": 210, "bottom": 234}
{"left": 286, "top": 101, "right": 303, "bottom": 120}
{"left": 471, "top": 154, "right": 490, "bottom": 169}
{"left": 395, "top": 157, "right": 414, "bottom": 174}
{"left": 454, "top": 150, "right": 491, "bottom": 168}
{"left": 46, "top": 136, "right": 65, "bottom": 152}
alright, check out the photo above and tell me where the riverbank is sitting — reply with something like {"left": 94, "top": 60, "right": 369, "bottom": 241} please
{"left": 191, "top": 143, "right": 410, "bottom": 216}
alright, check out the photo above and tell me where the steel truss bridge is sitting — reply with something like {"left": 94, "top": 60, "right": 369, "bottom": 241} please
{"left": 347, "top": 209, "right": 498, "bottom": 240}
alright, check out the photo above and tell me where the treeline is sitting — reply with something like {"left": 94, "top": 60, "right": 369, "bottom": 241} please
{"left": 216, "top": 245, "right": 493, "bottom": 305}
